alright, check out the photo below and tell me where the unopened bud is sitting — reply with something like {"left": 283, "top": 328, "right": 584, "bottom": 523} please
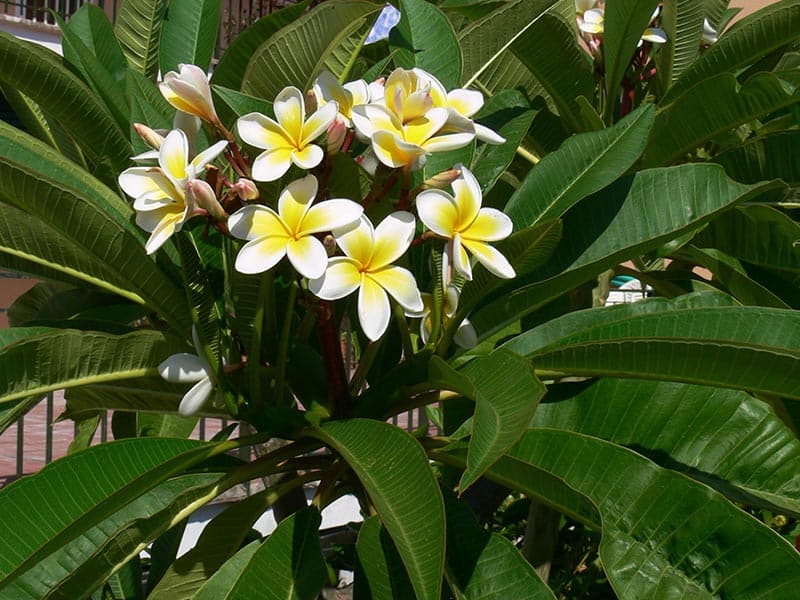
{"left": 305, "top": 89, "right": 318, "bottom": 114}
{"left": 233, "top": 178, "right": 259, "bottom": 201}
{"left": 423, "top": 168, "right": 461, "bottom": 189}
{"left": 326, "top": 119, "right": 347, "bottom": 154}
{"left": 323, "top": 234, "right": 337, "bottom": 256}
{"left": 134, "top": 123, "right": 165, "bottom": 150}
{"left": 187, "top": 179, "right": 227, "bottom": 220}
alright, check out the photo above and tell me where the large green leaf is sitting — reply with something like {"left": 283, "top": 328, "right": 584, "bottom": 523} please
{"left": 317, "top": 419, "right": 445, "bottom": 600}
{"left": 442, "top": 490, "right": 555, "bottom": 599}
{"left": 354, "top": 516, "right": 415, "bottom": 600}
{"left": 662, "top": 0, "right": 800, "bottom": 106}
{"left": 0, "top": 437, "right": 233, "bottom": 590}
{"left": 600, "top": 0, "right": 660, "bottom": 122}
{"left": 470, "top": 165, "right": 780, "bottom": 337}
{"left": 535, "top": 378, "right": 800, "bottom": 517}
{"left": 644, "top": 72, "right": 800, "bottom": 167}
{"left": 0, "top": 395, "right": 43, "bottom": 437}
{"left": 241, "top": 1, "right": 381, "bottom": 101}
{"left": 193, "top": 507, "right": 326, "bottom": 600}
{"left": 655, "top": 0, "right": 704, "bottom": 91}
{"left": 390, "top": 0, "right": 461, "bottom": 89}
{"left": 504, "top": 295, "right": 800, "bottom": 399}
{"left": 0, "top": 328, "right": 184, "bottom": 406}
{"left": 458, "top": 349, "right": 545, "bottom": 491}
{"left": 0, "top": 122, "right": 188, "bottom": 328}
{"left": 114, "top": 0, "right": 167, "bottom": 79}
{"left": 693, "top": 204, "right": 800, "bottom": 272}
{"left": 65, "top": 3, "right": 129, "bottom": 81}
{"left": 714, "top": 130, "right": 800, "bottom": 186}
{"left": 0, "top": 32, "right": 131, "bottom": 183}
{"left": 4, "top": 472, "right": 228, "bottom": 599}
{"left": 507, "top": 429, "right": 800, "bottom": 597}
{"left": 504, "top": 105, "right": 655, "bottom": 230}
{"left": 159, "top": 0, "right": 221, "bottom": 74}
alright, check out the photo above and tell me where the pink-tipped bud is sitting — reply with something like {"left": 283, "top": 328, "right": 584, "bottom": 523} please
{"left": 423, "top": 168, "right": 461, "bottom": 189}
{"left": 159, "top": 64, "right": 220, "bottom": 125}
{"left": 326, "top": 119, "right": 347, "bottom": 154}
{"left": 187, "top": 179, "right": 227, "bottom": 220}
{"left": 134, "top": 123, "right": 165, "bottom": 150}
{"left": 232, "top": 178, "right": 259, "bottom": 201}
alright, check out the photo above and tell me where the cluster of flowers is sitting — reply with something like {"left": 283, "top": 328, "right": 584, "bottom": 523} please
{"left": 119, "top": 64, "right": 517, "bottom": 413}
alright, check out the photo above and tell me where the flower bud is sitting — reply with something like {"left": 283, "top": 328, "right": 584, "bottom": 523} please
{"left": 134, "top": 123, "right": 165, "bottom": 150}
{"left": 187, "top": 179, "right": 227, "bottom": 220}
{"left": 326, "top": 119, "right": 347, "bottom": 154}
{"left": 159, "top": 64, "right": 220, "bottom": 126}
{"left": 423, "top": 168, "right": 461, "bottom": 189}
{"left": 323, "top": 234, "right": 337, "bottom": 256}
{"left": 233, "top": 178, "right": 259, "bottom": 201}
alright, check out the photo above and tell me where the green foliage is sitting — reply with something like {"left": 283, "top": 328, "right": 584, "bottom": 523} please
{"left": 1, "top": 0, "right": 800, "bottom": 597}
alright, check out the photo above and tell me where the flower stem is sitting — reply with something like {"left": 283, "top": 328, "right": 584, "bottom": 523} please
{"left": 275, "top": 282, "right": 298, "bottom": 407}
{"left": 250, "top": 271, "right": 273, "bottom": 413}
{"left": 316, "top": 300, "right": 350, "bottom": 416}
{"left": 349, "top": 337, "right": 382, "bottom": 396}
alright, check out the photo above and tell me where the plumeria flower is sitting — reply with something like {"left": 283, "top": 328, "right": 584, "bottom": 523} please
{"left": 352, "top": 104, "right": 473, "bottom": 169}
{"left": 313, "top": 70, "right": 371, "bottom": 128}
{"left": 228, "top": 174, "right": 362, "bottom": 279}
{"left": 118, "top": 129, "right": 227, "bottom": 254}
{"left": 309, "top": 212, "right": 424, "bottom": 341}
{"left": 160, "top": 64, "right": 221, "bottom": 126}
{"left": 158, "top": 328, "right": 220, "bottom": 416}
{"left": 414, "top": 285, "right": 477, "bottom": 349}
{"left": 131, "top": 111, "right": 202, "bottom": 163}
{"left": 380, "top": 68, "right": 434, "bottom": 124}
{"left": 416, "top": 164, "right": 514, "bottom": 280}
{"left": 413, "top": 68, "right": 505, "bottom": 145}
{"left": 577, "top": 5, "right": 666, "bottom": 45}
{"left": 702, "top": 18, "right": 719, "bottom": 45}
{"left": 237, "top": 87, "right": 338, "bottom": 181}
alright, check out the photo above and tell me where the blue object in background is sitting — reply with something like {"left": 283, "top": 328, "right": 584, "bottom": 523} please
{"left": 365, "top": 4, "right": 401, "bottom": 44}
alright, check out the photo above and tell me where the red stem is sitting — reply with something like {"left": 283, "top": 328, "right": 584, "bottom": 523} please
{"left": 316, "top": 300, "right": 350, "bottom": 416}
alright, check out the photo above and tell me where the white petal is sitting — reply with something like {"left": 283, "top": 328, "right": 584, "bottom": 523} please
{"left": 641, "top": 28, "right": 667, "bottom": 44}
{"left": 143, "top": 209, "right": 186, "bottom": 254}
{"left": 465, "top": 208, "right": 513, "bottom": 242}
{"left": 291, "top": 144, "right": 325, "bottom": 170}
{"left": 179, "top": 376, "right": 215, "bottom": 416}
{"left": 158, "top": 353, "right": 210, "bottom": 383}
{"left": 286, "top": 236, "right": 329, "bottom": 279}
{"left": 191, "top": 140, "right": 229, "bottom": 172}
{"left": 358, "top": 275, "right": 391, "bottom": 341}
{"left": 119, "top": 167, "right": 173, "bottom": 201}
{"left": 303, "top": 198, "right": 364, "bottom": 235}
{"left": 234, "top": 236, "right": 288, "bottom": 274}
{"left": 475, "top": 122, "right": 506, "bottom": 145}
{"left": 454, "top": 319, "right": 478, "bottom": 349}
{"left": 372, "top": 130, "right": 425, "bottom": 168}
{"left": 301, "top": 100, "right": 339, "bottom": 145}
{"left": 416, "top": 189, "right": 458, "bottom": 238}
{"left": 451, "top": 236, "right": 473, "bottom": 280}
{"left": 274, "top": 86, "right": 307, "bottom": 141}
{"left": 278, "top": 174, "right": 317, "bottom": 232}
{"left": 228, "top": 204, "right": 287, "bottom": 241}
{"left": 446, "top": 88, "right": 484, "bottom": 118}
{"left": 237, "top": 112, "right": 290, "bottom": 150}
{"left": 423, "top": 132, "right": 475, "bottom": 154}
{"left": 251, "top": 147, "right": 293, "bottom": 182}
{"left": 344, "top": 79, "right": 370, "bottom": 105}
{"left": 452, "top": 165, "right": 483, "bottom": 227}
{"left": 333, "top": 216, "right": 375, "bottom": 266}
{"left": 308, "top": 257, "right": 362, "bottom": 300}
{"left": 370, "top": 211, "right": 416, "bottom": 269}
{"left": 462, "top": 238, "right": 516, "bottom": 279}
{"left": 159, "top": 130, "right": 189, "bottom": 181}
{"left": 369, "top": 266, "right": 423, "bottom": 313}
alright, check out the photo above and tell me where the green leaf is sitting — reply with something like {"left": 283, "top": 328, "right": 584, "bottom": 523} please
{"left": 458, "top": 349, "right": 546, "bottom": 492}
{"left": 655, "top": 0, "right": 704, "bottom": 91}
{"left": 0, "top": 31, "right": 131, "bottom": 183}
{"left": 470, "top": 165, "right": 782, "bottom": 337}
{"left": 507, "top": 429, "right": 800, "bottom": 597}
{"left": 601, "top": 0, "right": 660, "bottom": 121}
{"left": 114, "top": 0, "right": 167, "bottom": 79}
{"left": 0, "top": 328, "right": 185, "bottom": 406}
{"left": 644, "top": 72, "right": 800, "bottom": 167}
{"left": 212, "top": 85, "right": 273, "bottom": 119}
{"left": 0, "top": 395, "right": 43, "bottom": 437}
{"left": 354, "top": 516, "right": 415, "bottom": 600}
{"left": 662, "top": 0, "right": 800, "bottom": 106}
{"left": 390, "top": 0, "right": 461, "bottom": 89}
{"left": 66, "top": 411, "right": 102, "bottom": 455}
{"left": 241, "top": 1, "right": 381, "bottom": 102}
{"left": 159, "top": 0, "right": 220, "bottom": 74}
{"left": 65, "top": 4, "right": 129, "bottom": 81}
{"left": 714, "top": 130, "right": 800, "bottom": 187}
{"left": 317, "top": 419, "right": 445, "bottom": 600}
{"left": 211, "top": 0, "right": 310, "bottom": 92}
{"left": 693, "top": 204, "right": 800, "bottom": 272}
{"left": 535, "top": 378, "right": 800, "bottom": 517}
{"left": 193, "top": 506, "right": 326, "bottom": 600}
{"left": 468, "top": 90, "right": 536, "bottom": 194}
{"left": 504, "top": 105, "right": 655, "bottom": 230}
{"left": 442, "top": 490, "right": 555, "bottom": 599}
{"left": 0, "top": 437, "right": 232, "bottom": 592}
{"left": 504, "top": 295, "right": 800, "bottom": 399}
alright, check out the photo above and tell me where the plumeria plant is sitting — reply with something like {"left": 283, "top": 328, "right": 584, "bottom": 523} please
{"left": 1, "top": 0, "right": 800, "bottom": 598}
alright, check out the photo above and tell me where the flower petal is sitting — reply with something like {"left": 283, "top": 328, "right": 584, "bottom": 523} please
{"left": 358, "top": 274, "right": 391, "bottom": 341}
{"left": 228, "top": 204, "right": 288, "bottom": 241}
{"left": 179, "top": 376, "right": 215, "bottom": 416}
{"left": 251, "top": 147, "right": 293, "bottom": 182}
{"left": 451, "top": 165, "right": 482, "bottom": 229}
{"left": 464, "top": 208, "right": 513, "bottom": 242}
{"left": 333, "top": 216, "right": 374, "bottom": 266}
{"left": 158, "top": 352, "right": 209, "bottom": 383}
{"left": 451, "top": 236, "right": 473, "bottom": 280}
{"left": 278, "top": 174, "right": 317, "bottom": 232}
{"left": 308, "top": 257, "right": 361, "bottom": 300}
{"left": 372, "top": 130, "right": 424, "bottom": 168}
{"left": 291, "top": 144, "right": 325, "bottom": 170}
{"left": 274, "top": 86, "right": 306, "bottom": 142}
{"left": 237, "top": 112, "right": 290, "bottom": 150}
{"left": 303, "top": 198, "right": 364, "bottom": 235}
{"left": 159, "top": 130, "right": 189, "bottom": 181}
{"left": 641, "top": 27, "right": 667, "bottom": 43}
{"left": 474, "top": 122, "right": 506, "bottom": 145}
{"left": 286, "top": 235, "right": 329, "bottom": 279}
{"left": 234, "top": 236, "right": 287, "bottom": 274}
{"left": 423, "top": 132, "right": 475, "bottom": 154}
{"left": 461, "top": 238, "right": 516, "bottom": 279}
{"left": 352, "top": 104, "right": 401, "bottom": 139}
{"left": 416, "top": 189, "right": 459, "bottom": 238}
{"left": 369, "top": 265, "right": 423, "bottom": 313}
{"left": 370, "top": 210, "right": 415, "bottom": 268}
{"left": 301, "top": 100, "right": 339, "bottom": 145}
{"left": 454, "top": 318, "right": 478, "bottom": 349}
{"left": 143, "top": 208, "right": 186, "bottom": 254}
{"left": 446, "top": 88, "right": 484, "bottom": 118}
{"left": 344, "top": 79, "right": 370, "bottom": 106}
{"left": 191, "top": 140, "right": 228, "bottom": 172}
{"left": 119, "top": 167, "right": 175, "bottom": 202}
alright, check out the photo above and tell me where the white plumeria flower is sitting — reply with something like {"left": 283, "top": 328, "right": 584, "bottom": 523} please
{"left": 228, "top": 174, "right": 362, "bottom": 279}
{"left": 159, "top": 63, "right": 220, "bottom": 126}
{"left": 237, "top": 87, "right": 338, "bottom": 182}
{"left": 158, "top": 329, "right": 219, "bottom": 417}
{"left": 579, "top": 8, "right": 604, "bottom": 34}
{"left": 574, "top": 0, "right": 596, "bottom": 15}
{"left": 413, "top": 68, "right": 505, "bottom": 145}
{"left": 702, "top": 18, "right": 718, "bottom": 45}
{"left": 416, "top": 165, "right": 514, "bottom": 281}
{"left": 414, "top": 285, "right": 477, "bottom": 349}
{"left": 118, "top": 129, "right": 227, "bottom": 254}
{"left": 131, "top": 112, "right": 202, "bottom": 163}
{"left": 313, "top": 70, "right": 371, "bottom": 128}
{"left": 309, "top": 212, "right": 424, "bottom": 341}
{"left": 352, "top": 104, "right": 473, "bottom": 170}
